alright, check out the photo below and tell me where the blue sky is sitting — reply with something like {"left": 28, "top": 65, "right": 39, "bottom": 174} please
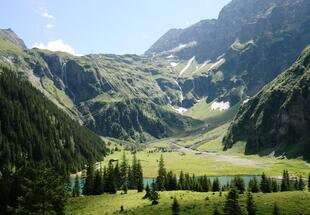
{"left": 1, "top": 0, "right": 231, "bottom": 55}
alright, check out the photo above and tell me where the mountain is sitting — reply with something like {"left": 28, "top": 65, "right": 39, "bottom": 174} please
{"left": 223, "top": 45, "right": 310, "bottom": 161}
{"left": 145, "top": 0, "right": 310, "bottom": 105}
{"left": 0, "top": 67, "right": 107, "bottom": 173}
{"left": 0, "top": 28, "right": 26, "bottom": 49}
{"left": 0, "top": 31, "right": 198, "bottom": 142}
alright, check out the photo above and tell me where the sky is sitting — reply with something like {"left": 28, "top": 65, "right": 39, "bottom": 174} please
{"left": 1, "top": 0, "right": 231, "bottom": 55}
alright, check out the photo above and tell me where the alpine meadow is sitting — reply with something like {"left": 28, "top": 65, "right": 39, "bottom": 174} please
{"left": 0, "top": 0, "right": 310, "bottom": 214}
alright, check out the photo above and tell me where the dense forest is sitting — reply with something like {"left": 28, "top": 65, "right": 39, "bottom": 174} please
{"left": 0, "top": 67, "right": 107, "bottom": 173}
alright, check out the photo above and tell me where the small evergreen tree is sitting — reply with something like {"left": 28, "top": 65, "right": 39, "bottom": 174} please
{"left": 281, "top": 170, "right": 290, "bottom": 191}
{"left": 298, "top": 176, "right": 305, "bottom": 191}
{"left": 212, "top": 178, "right": 220, "bottom": 192}
{"left": 149, "top": 181, "right": 159, "bottom": 205}
{"left": 120, "top": 151, "right": 128, "bottom": 194}
{"left": 93, "top": 169, "right": 104, "bottom": 195}
{"left": 83, "top": 161, "right": 95, "bottom": 195}
{"left": 272, "top": 203, "right": 281, "bottom": 215}
{"left": 246, "top": 192, "right": 256, "bottom": 215}
{"left": 260, "top": 173, "right": 271, "bottom": 193}
{"left": 106, "top": 162, "right": 117, "bottom": 194}
{"left": 72, "top": 175, "right": 80, "bottom": 197}
{"left": 232, "top": 176, "right": 245, "bottom": 194}
{"left": 172, "top": 197, "right": 180, "bottom": 215}
{"left": 137, "top": 160, "right": 144, "bottom": 192}
{"left": 156, "top": 154, "right": 167, "bottom": 191}
{"left": 143, "top": 183, "right": 151, "bottom": 199}
{"left": 224, "top": 188, "right": 242, "bottom": 215}
{"left": 249, "top": 177, "right": 260, "bottom": 193}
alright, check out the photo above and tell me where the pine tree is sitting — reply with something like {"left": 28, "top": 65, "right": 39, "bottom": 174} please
{"left": 212, "top": 178, "right": 220, "bottom": 192}
{"left": 83, "top": 161, "right": 95, "bottom": 195}
{"left": 272, "top": 203, "right": 281, "bottom": 215}
{"left": 143, "top": 183, "right": 151, "bottom": 199}
{"left": 179, "top": 171, "right": 185, "bottom": 190}
{"left": 246, "top": 192, "right": 256, "bottom": 215}
{"left": 156, "top": 154, "right": 167, "bottom": 191}
{"left": 271, "top": 179, "right": 278, "bottom": 192}
{"left": 260, "top": 173, "right": 271, "bottom": 193}
{"left": 298, "top": 176, "right": 305, "bottom": 191}
{"left": 16, "top": 164, "right": 67, "bottom": 215}
{"left": 224, "top": 188, "right": 242, "bottom": 215}
{"left": 72, "top": 175, "right": 80, "bottom": 197}
{"left": 128, "top": 166, "right": 135, "bottom": 189}
{"left": 149, "top": 181, "right": 159, "bottom": 205}
{"left": 107, "top": 162, "right": 117, "bottom": 194}
{"left": 93, "top": 169, "right": 103, "bottom": 195}
{"left": 172, "top": 197, "right": 180, "bottom": 215}
{"left": 233, "top": 176, "right": 245, "bottom": 194}
{"left": 120, "top": 151, "right": 128, "bottom": 194}
{"left": 114, "top": 162, "right": 121, "bottom": 189}
{"left": 137, "top": 160, "right": 144, "bottom": 192}
{"left": 132, "top": 153, "right": 139, "bottom": 189}
{"left": 249, "top": 177, "right": 260, "bottom": 193}
{"left": 281, "top": 170, "right": 290, "bottom": 191}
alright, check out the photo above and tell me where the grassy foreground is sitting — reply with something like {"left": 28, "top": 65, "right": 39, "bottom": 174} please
{"left": 66, "top": 190, "right": 310, "bottom": 215}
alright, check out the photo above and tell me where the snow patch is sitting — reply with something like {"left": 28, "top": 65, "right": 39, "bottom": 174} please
{"left": 208, "top": 58, "right": 225, "bottom": 72}
{"left": 216, "top": 53, "right": 226, "bottom": 60}
{"left": 170, "top": 62, "right": 179, "bottom": 67}
{"left": 170, "top": 105, "right": 188, "bottom": 114}
{"left": 166, "top": 54, "right": 174, "bottom": 59}
{"left": 243, "top": 99, "right": 250, "bottom": 104}
{"left": 211, "top": 101, "right": 230, "bottom": 111}
{"left": 179, "top": 56, "right": 195, "bottom": 77}
{"left": 171, "top": 41, "right": 197, "bottom": 53}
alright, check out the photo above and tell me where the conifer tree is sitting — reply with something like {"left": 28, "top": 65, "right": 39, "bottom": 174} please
{"left": 272, "top": 203, "right": 281, "bottom": 215}
{"left": 156, "top": 154, "right": 167, "bottom": 191}
{"left": 246, "top": 192, "right": 256, "bottom": 215}
{"left": 83, "top": 161, "right": 95, "bottom": 195}
{"left": 120, "top": 151, "right": 128, "bottom": 194}
{"left": 172, "top": 197, "right": 180, "bottom": 215}
{"left": 149, "top": 181, "right": 159, "bottom": 205}
{"left": 212, "top": 178, "right": 220, "bottom": 192}
{"left": 249, "top": 177, "right": 260, "bottom": 193}
{"left": 107, "top": 162, "right": 117, "bottom": 194}
{"left": 132, "top": 153, "right": 139, "bottom": 189}
{"left": 224, "top": 188, "right": 242, "bottom": 215}
{"left": 271, "top": 179, "right": 278, "bottom": 192}
{"left": 143, "top": 183, "right": 151, "bottom": 199}
{"left": 93, "top": 170, "right": 103, "bottom": 195}
{"left": 281, "top": 170, "right": 290, "bottom": 191}
{"left": 260, "top": 173, "right": 271, "bottom": 193}
{"left": 179, "top": 171, "right": 185, "bottom": 190}
{"left": 128, "top": 166, "right": 134, "bottom": 189}
{"left": 137, "top": 160, "right": 144, "bottom": 192}
{"left": 298, "top": 176, "right": 305, "bottom": 191}
{"left": 114, "top": 162, "right": 121, "bottom": 189}
{"left": 232, "top": 176, "right": 245, "bottom": 194}
{"left": 72, "top": 175, "right": 80, "bottom": 197}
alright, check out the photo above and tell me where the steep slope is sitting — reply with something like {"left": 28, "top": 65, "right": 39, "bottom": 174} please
{"left": 0, "top": 67, "right": 107, "bottom": 173}
{"left": 223, "top": 46, "right": 310, "bottom": 160}
{"left": 0, "top": 30, "right": 198, "bottom": 142}
{"left": 146, "top": 0, "right": 310, "bottom": 105}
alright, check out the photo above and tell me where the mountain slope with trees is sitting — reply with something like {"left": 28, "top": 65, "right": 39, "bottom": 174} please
{"left": 224, "top": 45, "right": 310, "bottom": 161}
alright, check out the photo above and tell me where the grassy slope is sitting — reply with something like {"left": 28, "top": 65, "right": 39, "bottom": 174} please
{"left": 66, "top": 190, "right": 310, "bottom": 215}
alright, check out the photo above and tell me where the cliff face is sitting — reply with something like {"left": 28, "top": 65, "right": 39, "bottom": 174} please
{"left": 224, "top": 46, "right": 310, "bottom": 160}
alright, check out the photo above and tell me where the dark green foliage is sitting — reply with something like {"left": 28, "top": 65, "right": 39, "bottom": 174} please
{"left": 72, "top": 175, "right": 80, "bottom": 197}
{"left": 231, "top": 176, "right": 245, "bottom": 194}
{"left": 137, "top": 160, "right": 144, "bottom": 192}
{"left": 212, "top": 178, "right": 220, "bottom": 192}
{"left": 271, "top": 179, "right": 279, "bottom": 193}
{"left": 149, "top": 181, "right": 159, "bottom": 205}
{"left": 120, "top": 152, "right": 128, "bottom": 194}
{"left": 172, "top": 197, "right": 180, "bottom": 215}
{"left": 260, "top": 173, "right": 271, "bottom": 193}
{"left": 0, "top": 68, "right": 106, "bottom": 173}
{"left": 281, "top": 170, "right": 290, "bottom": 191}
{"left": 93, "top": 169, "right": 104, "bottom": 195}
{"left": 248, "top": 177, "right": 260, "bottom": 193}
{"left": 272, "top": 203, "right": 281, "bottom": 215}
{"left": 224, "top": 46, "right": 310, "bottom": 161}
{"left": 16, "top": 163, "right": 67, "bottom": 215}
{"left": 143, "top": 183, "right": 151, "bottom": 199}
{"left": 246, "top": 192, "right": 256, "bottom": 215}
{"left": 156, "top": 154, "right": 167, "bottom": 191}
{"left": 213, "top": 207, "right": 222, "bottom": 215}
{"left": 224, "top": 188, "right": 243, "bottom": 215}
{"left": 308, "top": 173, "right": 310, "bottom": 192}
{"left": 83, "top": 162, "right": 95, "bottom": 195}
{"left": 106, "top": 162, "right": 117, "bottom": 194}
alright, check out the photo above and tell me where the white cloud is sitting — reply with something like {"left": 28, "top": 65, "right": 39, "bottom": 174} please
{"left": 45, "top": 24, "right": 54, "bottom": 29}
{"left": 32, "top": 40, "right": 80, "bottom": 56}
{"left": 42, "top": 12, "right": 54, "bottom": 19}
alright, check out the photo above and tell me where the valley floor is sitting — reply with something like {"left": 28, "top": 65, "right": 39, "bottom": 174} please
{"left": 66, "top": 190, "right": 310, "bottom": 215}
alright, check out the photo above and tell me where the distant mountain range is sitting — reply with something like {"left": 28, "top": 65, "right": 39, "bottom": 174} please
{"left": 0, "top": 0, "right": 309, "bottom": 161}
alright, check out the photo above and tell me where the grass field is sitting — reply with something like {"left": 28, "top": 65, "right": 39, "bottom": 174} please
{"left": 66, "top": 190, "right": 310, "bottom": 215}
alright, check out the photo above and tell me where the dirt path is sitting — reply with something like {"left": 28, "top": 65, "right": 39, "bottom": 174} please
{"left": 170, "top": 142, "right": 261, "bottom": 166}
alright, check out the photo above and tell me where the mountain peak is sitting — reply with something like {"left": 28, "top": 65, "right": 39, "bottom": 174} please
{"left": 0, "top": 28, "right": 27, "bottom": 49}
